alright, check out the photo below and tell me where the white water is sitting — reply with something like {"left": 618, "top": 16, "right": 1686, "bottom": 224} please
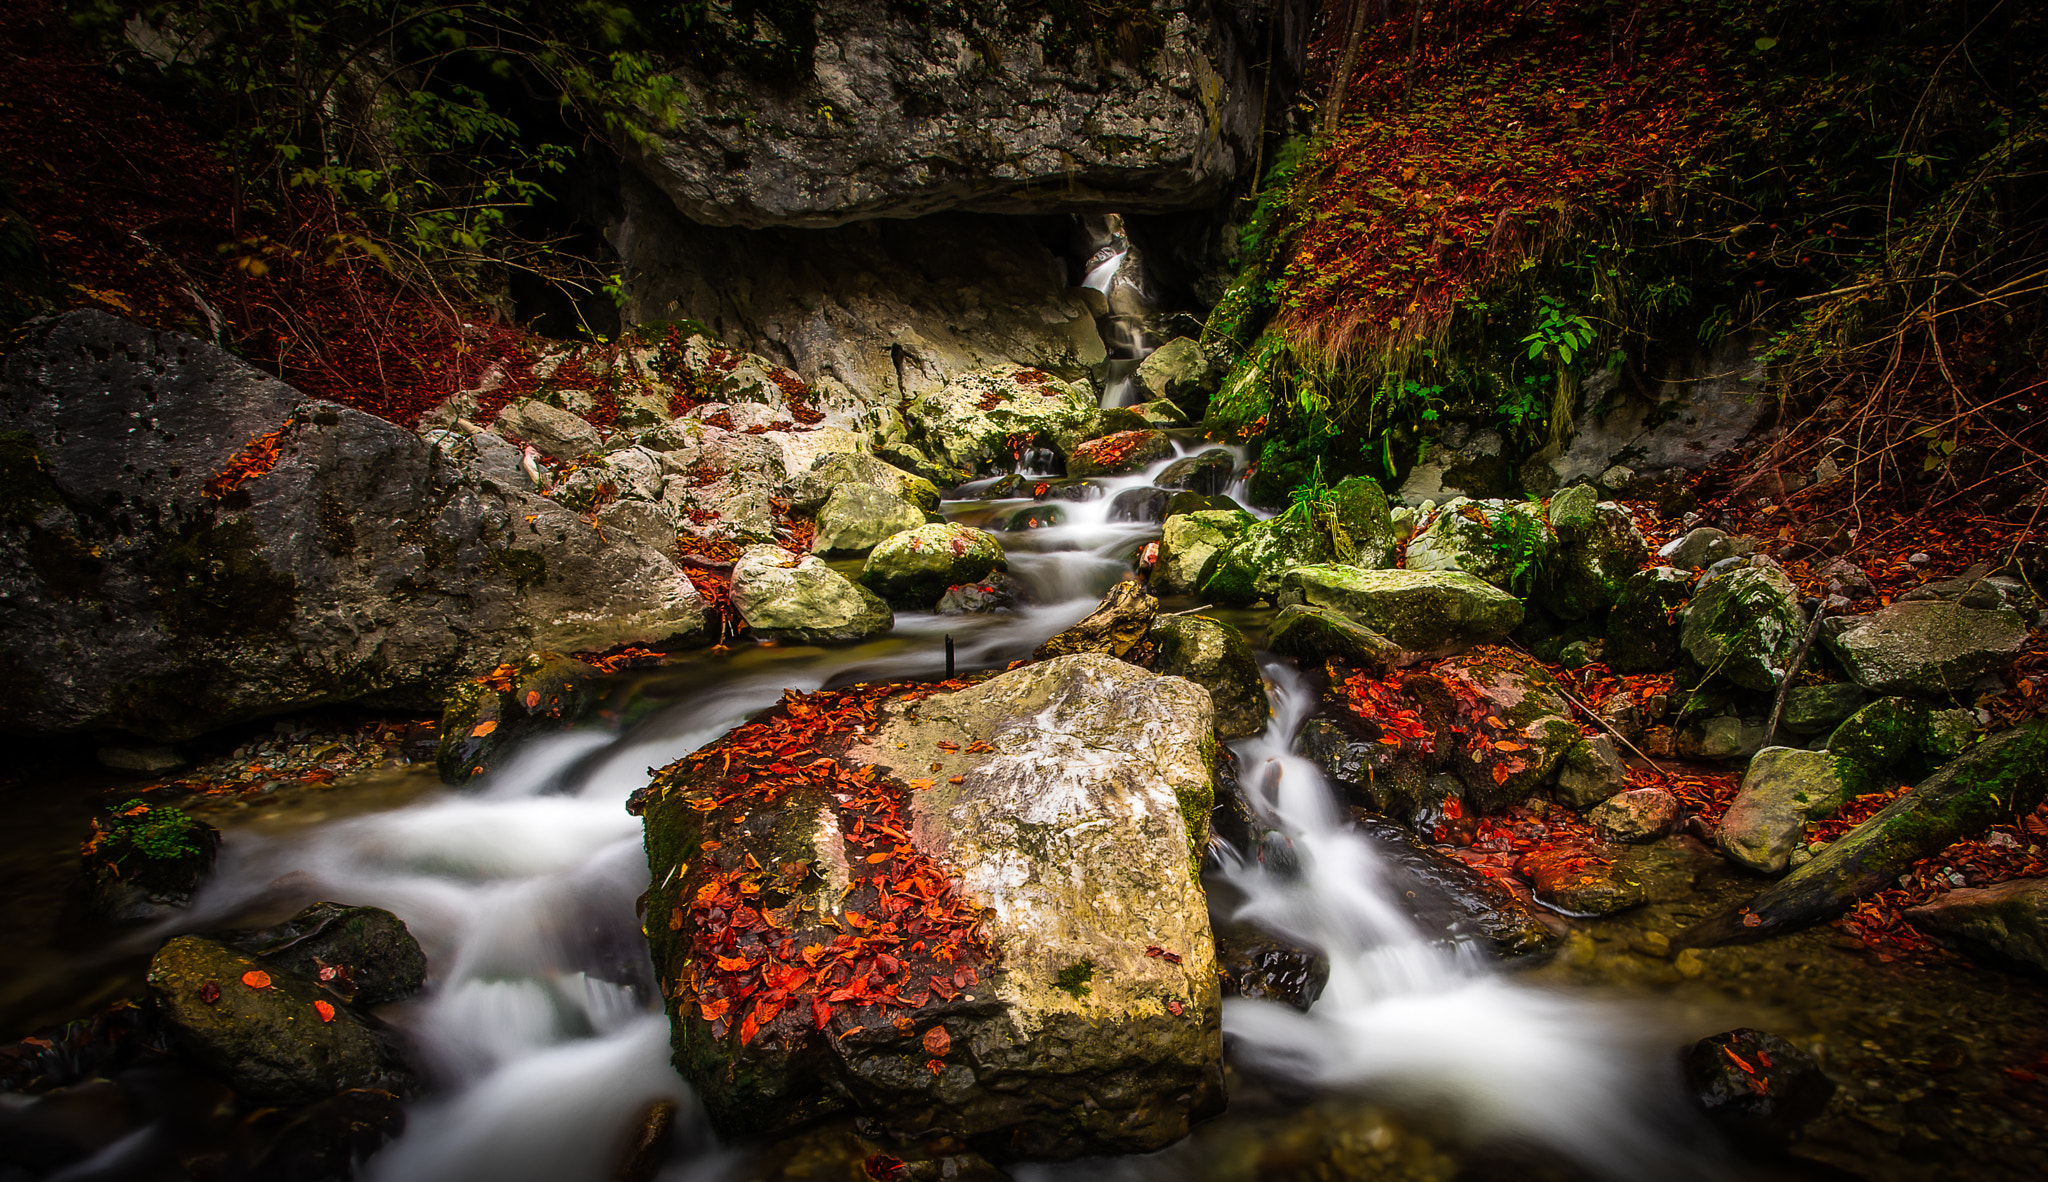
{"left": 149, "top": 442, "right": 1702, "bottom": 1180}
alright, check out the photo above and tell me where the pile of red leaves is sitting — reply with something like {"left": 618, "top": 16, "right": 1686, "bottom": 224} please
{"left": 655, "top": 686, "right": 993, "bottom": 1051}
{"left": 201, "top": 428, "right": 288, "bottom": 500}
{"left": 1068, "top": 431, "right": 1153, "bottom": 471}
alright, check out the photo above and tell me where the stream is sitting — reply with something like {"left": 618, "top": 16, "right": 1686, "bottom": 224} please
{"left": 12, "top": 442, "right": 2048, "bottom": 1182}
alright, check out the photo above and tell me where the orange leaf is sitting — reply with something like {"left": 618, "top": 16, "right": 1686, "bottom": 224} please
{"left": 739, "top": 1011, "right": 761, "bottom": 1045}
{"left": 471, "top": 720, "right": 498, "bottom": 738}
{"left": 313, "top": 1000, "right": 336, "bottom": 1023}
{"left": 699, "top": 997, "right": 732, "bottom": 1021}
{"left": 714, "top": 954, "right": 755, "bottom": 972}
{"left": 927, "top": 1058, "right": 945, "bottom": 1076}
{"left": 865, "top": 851, "right": 893, "bottom": 863}
{"left": 921, "top": 1025, "right": 951, "bottom": 1056}
{"left": 1492, "top": 741, "right": 1526, "bottom": 752}
{"left": 241, "top": 970, "right": 272, "bottom": 989}
{"left": 948, "top": 776, "right": 965, "bottom": 785}
{"left": 906, "top": 779, "right": 934, "bottom": 791}
{"left": 524, "top": 690, "right": 540, "bottom": 709}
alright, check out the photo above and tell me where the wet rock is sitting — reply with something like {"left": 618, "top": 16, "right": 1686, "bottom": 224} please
{"left": 733, "top": 545, "right": 895, "bottom": 644}
{"left": 1411, "top": 648, "right": 1580, "bottom": 812}
{"left": 1107, "top": 486, "right": 1172, "bottom": 523}
{"left": 1155, "top": 448, "right": 1236, "bottom": 497}
{"left": 614, "top": 1097, "right": 681, "bottom": 1182}
{"left": 220, "top": 1086, "right": 408, "bottom": 1181}
{"left": 1154, "top": 509, "right": 1254, "bottom": 597}
{"left": 812, "top": 484, "right": 927, "bottom": 556}
{"left": 636, "top": 656, "right": 1223, "bottom": 1156}
{"left": 1680, "top": 565, "right": 1806, "bottom": 691}
{"left": 95, "top": 745, "right": 185, "bottom": 775}
{"left": 1213, "top": 923, "right": 1329, "bottom": 1011}
{"left": 1903, "top": 878, "right": 2048, "bottom": 974}
{"left": 1272, "top": 567, "right": 1524, "bottom": 659}
{"left": 493, "top": 398, "right": 602, "bottom": 461}
{"left": 1604, "top": 567, "right": 1690, "bottom": 673}
{"left": 1162, "top": 490, "right": 1244, "bottom": 518}
{"left": 82, "top": 799, "right": 221, "bottom": 923}
{"left": 1552, "top": 734, "right": 1626, "bottom": 809}
{"left": 1267, "top": 605, "right": 1403, "bottom": 676}
{"left": 1135, "top": 338, "right": 1221, "bottom": 410}
{"left": 903, "top": 368, "right": 1102, "bottom": 477}
{"left": 1523, "top": 848, "right": 1647, "bottom": 916}
{"left": 220, "top": 902, "right": 427, "bottom": 1006}
{"left": 936, "top": 575, "right": 1026, "bottom": 615}
{"left": 788, "top": 452, "right": 942, "bottom": 516}
{"left": 1041, "top": 478, "right": 1107, "bottom": 503}
{"left": 1201, "top": 512, "right": 1334, "bottom": 607}
{"left": 146, "top": 935, "right": 413, "bottom": 1105}
{"left": 1587, "top": 788, "right": 1680, "bottom": 843}
{"left": 1684, "top": 1029, "right": 1836, "bottom": 1145}
{"left": 1660, "top": 527, "right": 1740, "bottom": 570}
{"left": 1780, "top": 683, "right": 1869, "bottom": 736}
{"left": 860, "top": 523, "right": 1006, "bottom": 610}
{"left": 1296, "top": 715, "right": 1396, "bottom": 803}
{"left": 1681, "top": 722, "right": 2048, "bottom": 947}
{"left": 1329, "top": 476, "right": 1399, "bottom": 570}
{"left": 1824, "top": 697, "right": 1964, "bottom": 796}
{"left": 1035, "top": 580, "right": 1157, "bottom": 660}
{"left": 436, "top": 651, "right": 609, "bottom": 781}
{"left": 1404, "top": 498, "right": 1556, "bottom": 596}
{"left": 1716, "top": 748, "right": 1850, "bottom": 875}
{"left": 1349, "top": 812, "right": 1560, "bottom": 958}
{"left": 988, "top": 503, "right": 1067, "bottom": 531}
{"left": 1541, "top": 499, "right": 1648, "bottom": 619}
{"left": 1066, "top": 429, "right": 1175, "bottom": 478}
{"left": 1820, "top": 600, "right": 2028, "bottom": 696}
{"left": 1140, "top": 614, "right": 1270, "bottom": 740}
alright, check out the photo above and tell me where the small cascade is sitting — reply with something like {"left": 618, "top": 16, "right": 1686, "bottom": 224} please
{"left": 1074, "top": 214, "right": 1161, "bottom": 410}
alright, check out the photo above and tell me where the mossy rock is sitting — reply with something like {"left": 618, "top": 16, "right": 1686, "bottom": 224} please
{"left": 733, "top": 545, "right": 895, "bottom": 643}
{"left": 1328, "top": 475, "right": 1399, "bottom": 569}
{"left": 1405, "top": 498, "right": 1557, "bottom": 595}
{"left": 1141, "top": 614, "right": 1270, "bottom": 740}
{"left": 1066, "top": 429, "right": 1175, "bottom": 478}
{"left": 1273, "top": 566, "right": 1524, "bottom": 658}
{"left": 220, "top": 902, "right": 427, "bottom": 1007}
{"left": 859, "top": 523, "right": 1006, "bottom": 610}
{"left": 1605, "top": 567, "right": 1691, "bottom": 673}
{"left": 435, "top": 652, "right": 609, "bottom": 782}
{"left": 1267, "top": 604, "right": 1403, "bottom": 675}
{"left": 1199, "top": 512, "right": 1332, "bottom": 607}
{"left": 1680, "top": 565, "right": 1806, "bottom": 691}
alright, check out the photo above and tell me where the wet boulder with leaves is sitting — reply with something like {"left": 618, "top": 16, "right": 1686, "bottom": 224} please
{"left": 80, "top": 798, "right": 221, "bottom": 923}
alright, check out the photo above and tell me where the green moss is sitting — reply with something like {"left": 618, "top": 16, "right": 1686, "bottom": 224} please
{"left": 486, "top": 547, "right": 548, "bottom": 591}
{"left": 0, "top": 430, "right": 61, "bottom": 525}
{"left": 1052, "top": 958, "right": 1096, "bottom": 1000}
{"left": 103, "top": 799, "right": 201, "bottom": 861}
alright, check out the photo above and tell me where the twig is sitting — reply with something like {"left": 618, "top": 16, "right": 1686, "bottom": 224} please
{"left": 1759, "top": 599, "right": 1828, "bottom": 751}
{"left": 1507, "top": 641, "right": 1674, "bottom": 780}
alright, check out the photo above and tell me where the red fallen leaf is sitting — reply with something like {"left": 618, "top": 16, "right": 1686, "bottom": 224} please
{"left": 699, "top": 997, "right": 732, "bottom": 1021}
{"left": 927, "top": 1058, "right": 945, "bottom": 1076}
{"left": 929, "top": 975, "right": 958, "bottom": 1000}
{"left": 471, "top": 720, "right": 498, "bottom": 738}
{"left": 922, "top": 1024, "right": 951, "bottom": 1056}
{"left": 714, "top": 954, "right": 755, "bottom": 972}
{"left": 948, "top": 776, "right": 965, "bottom": 784}
{"left": 313, "top": 1000, "right": 336, "bottom": 1023}
{"left": 523, "top": 690, "right": 540, "bottom": 710}
{"left": 242, "top": 970, "right": 272, "bottom": 989}
{"left": 1143, "top": 945, "right": 1183, "bottom": 964}
{"left": 1756, "top": 1049, "right": 1774, "bottom": 1069}
{"left": 1741, "top": 912, "right": 1763, "bottom": 928}
{"left": 864, "top": 1153, "right": 908, "bottom": 1181}
{"left": 1167, "top": 999, "right": 1185, "bottom": 1016}
{"left": 1723, "top": 1046, "right": 1756, "bottom": 1075}
{"left": 739, "top": 1011, "right": 761, "bottom": 1045}
{"left": 813, "top": 998, "right": 833, "bottom": 1029}
{"left": 199, "top": 982, "right": 221, "bottom": 1005}
{"left": 936, "top": 740, "right": 960, "bottom": 752}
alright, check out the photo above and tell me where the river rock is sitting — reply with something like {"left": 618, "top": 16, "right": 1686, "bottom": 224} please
{"left": 492, "top": 398, "right": 603, "bottom": 462}
{"left": 596, "top": 498, "right": 679, "bottom": 553}
{"left": 219, "top": 902, "right": 427, "bottom": 1007}
{"left": 811, "top": 484, "right": 926, "bottom": 556}
{"left": 1552, "top": 734, "right": 1626, "bottom": 809}
{"left": 1140, "top": 613, "right": 1270, "bottom": 740}
{"left": 1660, "top": 527, "right": 1740, "bottom": 570}
{"left": 1680, "top": 564, "right": 1806, "bottom": 691}
{"left": 1404, "top": 498, "right": 1556, "bottom": 596}
{"left": 1273, "top": 567, "right": 1524, "bottom": 659}
{"left": 1164, "top": 490, "right": 1244, "bottom": 518}
{"left": 436, "top": 651, "right": 610, "bottom": 781}
{"left": 1329, "top": 475, "right": 1399, "bottom": 569}
{"left": 1541, "top": 500, "right": 1649, "bottom": 618}
{"left": 1212, "top": 923, "right": 1328, "bottom": 1011}
{"left": 1780, "top": 683, "right": 1869, "bottom": 736}
{"left": 1684, "top": 1029, "right": 1836, "bottom": 1145}
{"left": 903, "top": 368, "right": 1101, "bottom": 477}
{"left": 1201, "top": 512, "right": 1333, "bottom": 606}
{"left": 1820, "top": 600, "right": 2028, "bottom": 696}
{"left": 1154, "top": 448, "right": 1235, "bottom": 497}
{"left": 1153, "top": 509, "right": 1253, "bottom": 596}
{"left": 1903, "top": 879, "right": 2048, "bottom": 973}
{"left": 1266, "top": 604, "right": 1403, "bottom": 675}
{"left": 0, "top": 312, "right": 712, "bottom": 740}
{"left": 1066, "top": 430, "right": 1174, "bottom": 478}
{"left": 82, "top": 799, "right": 222, "bottom": 923}
{"left": 146, "top": 935, "right": 412, "bottom": 1105}
{"left": 936, "top": 574, "right": 1026, "bottom": 615}
{"left": 787, "top": 452, "right": 941, "bottom": 515}
{"left": 1523, "top": 847, "right": 1647, "bottom": 916}
{"left": 1587, "top": 787, "right": 1680, "bottom": 843}
{"left": 1603, "top": 567, "right": 1690, "bottom": 673}
{"left": 1035, "top": 579, "right": 1157, "bottom": 661}
{"left": 1107, "top": 486, "right": 1172, "bottom": 523}
{"left": 1415, "top": 648, "right": 1581, "bottom": 812}
{"left": 1349, "top": 812, "right": 1559, "bottom": 958}
{"left": 733, "top": 545, "right": 894, "bottom": 643}
{"left": 1716, "top": 748, "right": 1850, "bottom": 875}
{"left": 1135, "top": 338, "right": 1219, "bottom": 409}
{"left": 859, "top": 523, "right": 1006, "bottom": 610}
{"left": 633, "top": 656, "right": 1224, "bottom": 1156}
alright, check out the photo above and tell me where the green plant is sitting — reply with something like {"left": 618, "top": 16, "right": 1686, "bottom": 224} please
{"left": 104, "top": 799, "right": 201, "bottom": 862}
{"left": 1483, "top": 508, "right": 1549, "bottom": 597}
{"left": 1518, "top": 295, "right": 1597, "bottom": 443}
{"left": 1052, "top": 959, "right": 1095, "bottom": 999}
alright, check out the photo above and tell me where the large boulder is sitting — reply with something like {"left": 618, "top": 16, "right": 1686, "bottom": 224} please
{"left": 1821, "top": 600, "right": 2028, "bottom": 696}
{"left": 1273, "top": 567, "right": 1524, "bottom": 659}
{"left": 1413, "top": 648, "right": 1581, "bottom": 812}
{"left": 632, "top": 657, "right": 1224, "bottom": 1158}
{"left": 1153, "top": 509, "right": 1253, "bottom": 596}
{"left": 732, "top": 544, "right": 895, "bottom": 643}
{"left": 1716, "top": 747, "right": 1851, "bottom": 874}
{"left": 1541, "top": 496, "right": 1649, "bottom": 618}
{"left": 621, "top": 0, "right": 1267, "bottom": 228}
{"left": 1404, "top": 498, "right": 1556, "bottom": 596}
{"left": 1604, "top": 567, "right": 1690, "bottom": 673}
{"left": 903, "top": 368, "right": 1101, "bottom": 477}
{"left": 491, "top": 398, "right": 602, "bottom": 462}
{"left": 1139, "top": 613, "right": 1270, "bottom": 740}
{"left": 1199, "top": 512, "right": 1332, "bottom": 607}
{"left": 1134, "top": 338, "right": 1219, "bottom": 409}
{"left": 146, "top": 935, "right": 413, "bottom": 1104}
{"left": 860, "top": 523, "right": 1006, "bottom": 610}
{"left": 0, "top": 312, "right": 711, "bottom": 740}
{"left": 1680, "top": 564, "right": 1806, "bottom": 691}
{"left": 811, "top": 484, "right": 927, "bottom": 557}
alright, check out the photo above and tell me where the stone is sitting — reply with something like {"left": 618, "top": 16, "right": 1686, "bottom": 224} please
{"left": 1403, "top": 498, "right": 1556, "bottom": 596}
{"left": 811, "top": 484, "right": 926, "bottom": 556}
{"left": 787, "top": 452, "right": 941, "bottom": 515}
{"left": 1153, "top": 509, "right": 1253, "bottom": 596}
{"left": 1604, "top": 567, "right": 1691, "bottom": 673}
{"left": 1544, "top": 483, "right": 1599, "bottom": 541}
{"left": 1266, "top": 604, "right": 1403, "bottom": 675}
{"left": 935, "top": 574, "right": 1025, "bottom": 615}
{"left": 1903, "top": 878, "right": 2048, "bottom": 973}
{"left": 492, "top": 398, "right": 602, "bottom": 461}
{"left": 1588, "top": 788, "right": 1679, "bottom": 842}
{"left": 1682, "top": 715, "right": 1771, "bottom": 762}
{"left": 82, "top": 799, "right": 221, "bottom": 923}
{"left": 219, "top": 902, "right": 427, "bottom": 1007}
{"left": 634, "top": 656, "right": 1223, "bottom": 1156}
{"left": 1200, "top": 512, "right": 1334, "bottom": 606}
{"left": 1107, "top": 486, "right": 1172, "bottom": 523}
{"left": 0, "top": 313, "right": 712, "bottom": 740}
{"left": 1329, "top": 475, "right": 1400, "bottom": 569}
{"left": 732, "top": 545, "right": 894, "bottom": 643}
{"left": 1541, "top": 501, "right": 1649, "bottom": 619}
{"left": 1066, "top": 430, "right": 1175, "bottom": 478}
{"left": 1416, "top": 649, "right": 1581, "bottom": 812}
{"left": 146, "top": 935, "right": 413, "bottom": 1105}
{"left": 1780, "top": 683, "right": 1869, "bottom": 736}
{"left": 1660, "top": 527, "right": 1738, "bottom": 570}
{"left": 1272, "top": 567, "right": 1524, "bottom": 658}
{"left": 1546, "top": 335, "right": 1771, "bottom": 487}
{"left": 1681, "top": 565, "right": 1806, "bottom": 691}
{"left": 859, "top": 523, "right": 1006, "bottom": 610}
{"left": 95, "top": 745, "right": 185, "bottom": 774}
{"left": 1035, "top": 580, "right": 1158, "bottom": 661}
{"left": 1349, "top": 812, "right": 1559, "bottom": 958}
{"left": 1154, "top": 448, "right": 1236, "bottom": 497}
{"left": 1162, "top": 490, "right": 1244, "bottom": 518}
{"left": 1523, "top": 847, "right": 1647, "bottom": 916}
{"left": 1140, "top": 613, "right": 1270, "bottom": 740}
{"left": 1212, "top": 923, "right": 1327, "bottom": 1011}
{"left": 1134, "top": 338, "right": 1219, "bottom": 408}
{"left": 1552, "top": 735, "right": 1627, "bottom": 809}
{"left": 1684, "top": 1029, "right": 1836, "bottom": 1145}
{"left": 595, "top": 498, "right": 679, "bottom": 554}
{"left": 435, "top": 652, "right": 612, "bottom": 781}
{"left": 1821, "top": 600, "right": 2028, "bottom": 696}
{"left": 902, "top": 368, "right": 1102, "bottom": 477}
{"left": 1716, "top": 748, "right": 1850, "bottom": 875}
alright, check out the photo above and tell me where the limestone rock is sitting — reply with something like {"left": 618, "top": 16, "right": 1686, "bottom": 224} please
{"left": 1717, "top": 748, "right": 1852, "bottom": 875}
{"left": 903, "top": 368, "right": 1101, "bottom": 477}
{"left": 1541, "top": 500, "right": 1649, "bottom": 618}
{"left": 733, "top": 545, "right": 894, "bottom": 643}
{"left": 1134, "top": 338, "right": 1219, "bottom": 408}
{"left": 1153, "top": 509, "right": 1253, "bottom": 596}
{"left": 1066, "top": 430, "right": 1175, "bottom": 478}
{"left": 860, "top": 523, "right": 1007, "bottom": 610}
{"left": 1821, "top": 600, "right": 2028, "bottom": 696}
{"left": 1780, "top": 683, "right": 1869, "bottom": 736}
{"left": 788, "top": 452, "right": 941, "bottom": 515}
{"left": 492, "top": 398, "right": 602, "bottom": 461}
{"left": 1552, "top": 734, "right": 1626, "bottom": 809}
{"left": 1140, "top": 613, "right": 1270, "bottom": 740}
{"left": 1680, "top": 565, "right": 1806, "bottom": 691}
{"left": 1660, "top": 527, "right": 1739, "bottom": 570}
{"left": 1329, "top": 475, "right": 1399, "bottom": 569}
{"left": 812, "top": 484, "right": 926, "bottom": 557}
{"left": 596, "top": 498, "right": 679, "bottom": 554}
{"left": 1272, "top": 567, "right": 1524, "bottom": 658}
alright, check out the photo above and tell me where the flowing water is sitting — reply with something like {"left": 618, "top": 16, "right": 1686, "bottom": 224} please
{"left": 16, "top": 443, "right": 1733, "bottom": 1182}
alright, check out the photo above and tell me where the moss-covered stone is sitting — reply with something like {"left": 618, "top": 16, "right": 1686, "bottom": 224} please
{"left": 1199, "top": 512, "right": 1332, "bottom": 606}
{"left": 1680, "top": 565, "right": 1805, "bottom": 691}
{"left": 436, "top": 652, "right": 608, "bottom": 781}
{"left": 1405, "top": 498, "right": 1557, "bottom": 595}
{"left": 859, "top": 523, "right": 1006, "bottom": 610}
{"left": 1329, "top": 475, "right": 1398, "bottom": 568}
{"left": 1605, "top": 566, "right": 1690, "bottom": 673}
{"left": 1266, "top": 604, "right": 1403, "bottom": 674}
{"left": 1273, "top": 566, "right": 1524, "bottom": 658}
{"left": 1141, "top": 614, "right": 1269, "bottom": 740}
{"left": 1821, "top": 600, "right": 2028, "bottom": 696}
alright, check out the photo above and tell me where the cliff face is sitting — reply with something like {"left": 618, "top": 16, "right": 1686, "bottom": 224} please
{"left": 622, "top": 0, "right": 1288, "bottom": 229}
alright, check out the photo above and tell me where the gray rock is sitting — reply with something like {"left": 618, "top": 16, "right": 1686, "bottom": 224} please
{"left": 220, "top": 902, "right": 427, "bottom": 1007}
{"left": 1134, "top": 338, "right": 1219, "bottom": 408}
{"left": 1153, "top": 509, "right": 1253, "bottom": 596}
{"left": 1681, "top": 565, "right": 1806, "bottom": 691}
{"left": 859, "top": 523, "right": 1006, "bottom": 609}
{"left": 1588, "top": 788, "right": 1680, "bottom": 843}
{"left": 1107, "top": 486, "right": 1172, "bottom": 523}
{"left": 492, "top": 398, "right": 602, "bottom": 461}
{"left": 1154, "top": 448, "right": 1236, "bottom": 496}
{"left": 1717, "top": 747, "right": 1850, "bottom": 874}
{"left": 1553, "top": 734, "right": 1627, "bottom": 809}
{"left": 1660, "top": 526, "right": 1737, "bottom": 569}
{"left": 811, "top": 483, "right": 926, "bottom": 556}
{"left": 1821, "top": 600, "right": 2028, "bottom": 696}
{"left": 1200, "top": 511, "right": 1333, "bottom": 606}
{"left": 787, "top": 451, "right": 940, "bottom": 515}
{"left": 1542, "top": 500, "right": 1649, "bottom": 618}
{"left": 904, "top": 367, "right": 1103, "bottom": 476}
{"left": 1605, "top": 566, "right": 1691, "bottom": 673}
{"left": 96, "top": 745, "right": 185, "bottom": 774}
{"left": 1266, "top": 604, "right": 1403, "bottom": 675}
{"left": 1780, "top": 683, "right": 1869, "bottom": 736}
{"left": 1272, "top": 567, "right": 1524, "bottom": 658}
{"left": 1683, "top": 715, "right": 1771, "bottom": 762}
{"left": 1904, "top": 878, "right": 2048, "bottom": 973}
{"left": 732, "top": 545, "right": 893, "bottom": 643}
{"left": 0, "top": 312, "right": 710, "bottom": 740}
{"left": 1142, "top": 614, "right": 1270, "bottom": 740}
{"left": 596, "top": 498, "right": 680, "bottom": 554}
{"left": 1685, "top": 1029, "right": 1836, "bottom": 1145}
{"left": 1548, "top": 334, "right": 1770, "bottom": 486}
{"left": 1404, "top": 498, "right": 1555, "bottom": 595}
